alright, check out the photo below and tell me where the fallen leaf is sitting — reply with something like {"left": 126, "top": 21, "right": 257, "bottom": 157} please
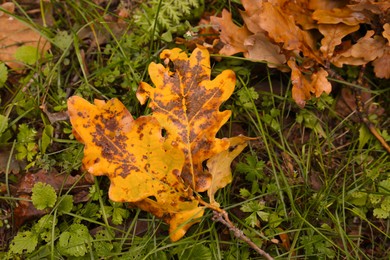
{"left": 244, "top": 33, "right": 287, "bottom": 69}
{"left": 67, "top": 96, "right": 205, "bottom": 241}
{"left": 0, "top": 2, "right": 50, "bottom": 70}
{"left": 207, "top": 136, "right": 253, "bottom": 206}
{"left": 310, "top": 67, "right": 332, "bottom": 98}
{"left": 383, "top": 23, "right": 390, "bottom": 44}
{"left": 332, "top": 30, "right": 386, "bottom": 67}
{"left": 288, "top": 59, "right": 331, "bottom": 107}
{"left": 312, "top": 7, "right": 370, "bottom": 26}
{"left": 347, "top": 1, "right": 390, "bottom": 15}
{"left": 372, "top": 46, "right": 390, "bottom": 79}
{"left": 137, "top": 47, "right": 235, "bottom": 192}
{"left": 68, "top": 48, "right": 246, "bottom": 241}
{"left": 288, "top": 59, "right": 312, "bottom": 108}
{"left": 210, "top": 9, "right": 252, "bottom": 56}
{"left": 319, "top": 24, "right": 359, "bottom": 58}
{"left": 308, "top": 0, "right": 349, "bottom": 11}
{"left": 68, "top": 97, "right": 202, "bottom": 240}
{"left": 258, "top": 2, "right": 321, "bottom": 63}
{"left": 239, "top": 0, "right": 264, "bottom": 34}
{"left": 0, "top": 146, "right": 26, "bottom": 175}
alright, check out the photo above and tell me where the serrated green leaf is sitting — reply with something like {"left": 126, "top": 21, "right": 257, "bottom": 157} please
{"left": 257, "top": 211, "right": 270, "bottom": 222}
{"left": 53, "top": 31, "right": 73, "bottom": 51}
{"left": 373, "top": 207, "right": 388, "bottom": 219}
{"left": 9, "top": 231, "right": 38, "bottom": 254}
{"left": 94, "top": 229, "right": 114, "bottom": 257}
{"left": 381, "top": 196, "right": 390, "bottom": 212}
{"left": 181, "top": 244, "right": 212, "bottom": 260}
{"left": 240, "top": 200, "right": 264, "bottom": 213}
{"left": 17, "top": 124, "right": 37, "bottom": 143}
{"left": 57, "top": 195, "right": 74, "bottom": 214}
{"left": 269, "top": 212, "right": 283, "bottom": 228}
{"left": 369, "top": 194, "right": 382, "bottom": 205}
{"left": 14, "top": 46, "right": 40, "bottom": 65}
{"left": 378, "top": 178, "right": 390, "bottom": 193}
{"left": 349, "top": 191, "right": 367, "bottom": 206}
{"left": 244, "top": 212, "right": 258, "bottom": 227}
{"left": 33, "top": 215, "right": 59, "bottom": 243}
{"left": 112, "top": 206, "right": 129, "bottom": 225}
{"left": 58, "top": 223, "right": 92, "bottom": 257}
{"left": 239, "top": 188, "right": 251, "bottom": 198}
{"left": 32, "top": 182, "right": 57, "bottom": 210}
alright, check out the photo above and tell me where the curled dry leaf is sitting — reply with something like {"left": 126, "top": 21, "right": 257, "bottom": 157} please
{"left": 211, "top": 8, "right": 286, "bottom": 69}
{"left": 332, "top": 30, "right": 386, "bottom": 67}
{"left": 137, "top": 47, "right": 235, "bottom": 192}
{"left": 207, "top": 136, "right": 254, "bottom": 206}
{"left": 312, "top": 7, "right": 370, "bottom": 26}
{"left": 288, "top": 59, "right": 331, "bottom": 108}
{"left": 319, "top": 24, "right": 359, "bottom": 58}
{"left": 383, "top": 23, "right": 390, "bottom": 44}
{"left": 258, "top": 2, "right": 321, "bottom": 63}
{"left": 0, "top": 2, "right": 50, "bottom": 70}
{"left": 210, "top": 9, "right": 252, "bottom": 56}
{"left": 372, "top": 47, "right": 390, "bottom": 79}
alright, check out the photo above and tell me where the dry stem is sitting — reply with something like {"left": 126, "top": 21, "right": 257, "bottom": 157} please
{"left": 197, "top": 198, "right": 274, "bottom": 260}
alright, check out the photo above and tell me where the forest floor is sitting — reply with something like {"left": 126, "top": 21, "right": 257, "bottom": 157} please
{"left": 0, "top": 0, "right": 389, "bottom": 259}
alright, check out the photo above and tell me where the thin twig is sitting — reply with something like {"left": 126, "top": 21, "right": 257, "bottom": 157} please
{"left": 212, "top": 210, "right": 274, "bottom": 260}
{"left": 196, "top": 198, "right": 274, "bottom": 259}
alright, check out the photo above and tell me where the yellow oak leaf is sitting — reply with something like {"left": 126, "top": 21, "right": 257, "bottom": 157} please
{"left": 67, "top": 96, "right": 203, "bottom": 241}
{"left": 207, "top": 136, "right": 254, "bottom": 206}
{"left": 137, "top": 47, "right": 236, "bottom": 192}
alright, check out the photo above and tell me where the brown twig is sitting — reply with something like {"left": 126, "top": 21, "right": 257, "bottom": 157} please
{"left": 212, "top": 210, "right": 274, "bottom": 260}
{"left": 197, "top": 198, "right": 274, "bottom": 259}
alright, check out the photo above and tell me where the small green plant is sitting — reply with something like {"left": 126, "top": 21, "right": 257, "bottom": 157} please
{"left": 15, "top": 124, "right": 38, "bottom": 162}
{"left": 300, "top": 229, "right": 336, "bottom": 259}
{"left": 31, "top": 182, "right": 57, "bottom": 210}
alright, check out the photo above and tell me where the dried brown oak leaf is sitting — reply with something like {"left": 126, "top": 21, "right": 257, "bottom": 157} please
{"left": 137, "top": 47, "right": 236, "bottom": 192}
{"left": 288, "top": 59, "right": 331, "bottom": 108}
{"left": 0, "top": 2, "right": 50, "bottom": 70}
{"left": 210, "top": 8, "right": 286, "bottom": 69}
{"left": 258, "top": 2, "right": 321, "bottom": 64}
{"left": 318, "top": 24, "right": 359, "bottom": 58}
{"left": 332, "top": 30, "right": 386, "bottom": 67}
{"left": 67, "top": 97, "right": 201, "bottom": 241}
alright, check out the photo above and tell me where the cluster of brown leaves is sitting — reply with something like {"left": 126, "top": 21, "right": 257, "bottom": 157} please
{"left": 210, "top": 0, "right": 390, "bottom": 107}
{"left": 68, "top": 47, "right": 250, "bottom": 241}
